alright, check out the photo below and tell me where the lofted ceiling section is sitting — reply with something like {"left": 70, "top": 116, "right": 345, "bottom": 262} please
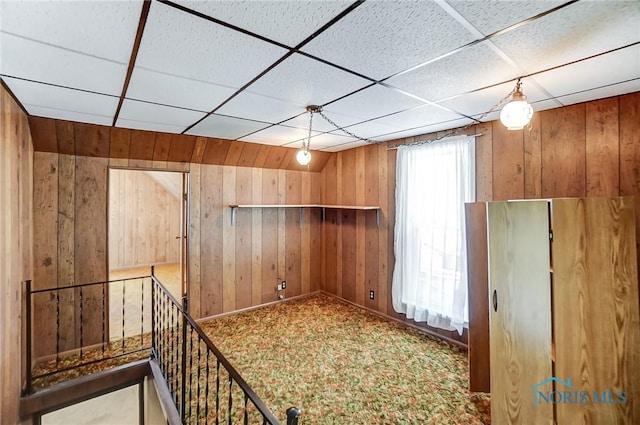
{"left": 1, "top": 0, "right": 639, "bottom": 153}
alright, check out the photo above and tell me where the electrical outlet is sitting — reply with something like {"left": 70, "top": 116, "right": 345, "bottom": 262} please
{"left": 277, "top": 283, "right": 283, "bottom": 291}
{"left": 369, "top": 290, "right": 375, "bottom": 300}
{"left": 281, "top": 280, "right": 287, "bottom": 289}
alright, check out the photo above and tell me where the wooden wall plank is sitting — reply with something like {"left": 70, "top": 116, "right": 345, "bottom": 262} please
{"left": 1, "top": 85, "right": 33, "bottom": 425}
{"left": 187, "top": 163, "right": 201, "bottom": 318}
{"left": 261, "top": 169, "right": 279, "bottom": 303}
{"left": 74, "top": 123, "right": 110, "bottom": 158}
{"left": 377, "top": 145, "right": 389, "bottom": 314}
{"left": 224, "top": 143, "right": 244, "bottom": 166}
{"left": 200, "top": 165, "right": 224, "bottom": 316}
{"left": 236, "top": 143, "right": 262, "bottom": 167}
{"left": 110, "top": 127, "right": 131, "bottom": 160}
{"left": 129, "top": 130, "right": 156, "bottom": 161}
{"left": 263, "top": 146, "right": 288, "bottom": 169}
{"left": 74, "top": 156, "right": 108, "bottom": 347}
{"left": 620, "top": 92, "right": 640, "bottom": 242}
{"left": 253, "top": 145, "right": 271, "bottom": 169}
{"left": 168, "top": 135, "right": 195, "bottom": 163}
{"left": 235, "top": 167, "right": 252, "bottom": 310}
{"left": 475, "top": 122, "right": 493, "bottom": 201}
{"left": 285, "top": 171, "right": 302, "bottom": 297}
{"left": 586, "top": 97, "right": 620, "bottom": 197}
{"left": 308, "top": 151, "right": 333, "bottom": 173}
{"left": 251, "top": 168, "right": 263, "bottom": 306}
{"left": 28, "top": 116, "right": 57, "bottom": 152}
{"left": 492, "top": 121, "right": 524, "bottom": 201}
{"left": 153, "top": 133, "right": 172, "bottom": 162}
{"left": 309, "top": 207, "right": 322, "bottom": 292}
{"left": 56, "top": 120, "right": 75, "bottom": 156}
{"left": 222, "top": 166, "right": 237, "bottom": 312}
{"left": 32, "top": 153, "right": 59, "bottom": 359}
{"left": 191, "top": 137, "right": 207, "bottom": 164}
{"left": 301, "top": 172, "right": 311, "bottom": 295}
{"left": 202, "top": 138, "right": 232, "bottom": 165}
{"left": 335, "top": 153, "right": 343, "bottom": 298}
{"left": 541, "top": 104, "right": 587, "bottom": 198}
{"left": 341, "top": 210, "right": 356, "bottom": 302}
{"left": 523, "top": 114, "right": 542, "bottom": 199}
{"left": 277, "top": 170, "right": 286, "bottom": 297}
{"left": 355, "top": 148, "right": 366, "bottom": 306}
{"left": 57, "top": 154, "right": 76, "bottom": 352}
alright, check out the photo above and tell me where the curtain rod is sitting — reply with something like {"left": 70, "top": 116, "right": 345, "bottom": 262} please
{"left": 386, "top": 133, "right": 483, "bottom": 150}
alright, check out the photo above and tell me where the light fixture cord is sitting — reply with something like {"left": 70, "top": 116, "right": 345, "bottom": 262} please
{"left": 306, "top": 110, "right": 314, "bottom": 152}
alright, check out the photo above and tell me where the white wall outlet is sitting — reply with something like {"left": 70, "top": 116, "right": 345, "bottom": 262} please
{"left": 277, "top": 283, "right": 283, "bottom": 291}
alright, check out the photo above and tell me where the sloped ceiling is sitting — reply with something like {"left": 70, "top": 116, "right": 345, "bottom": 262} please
{"left": 1, "top": 0, "right": 639, "bottom": 153}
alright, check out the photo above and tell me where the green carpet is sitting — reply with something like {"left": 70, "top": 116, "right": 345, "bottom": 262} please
{"left": 200, "top": 292, "right": 490, "bottom": 425}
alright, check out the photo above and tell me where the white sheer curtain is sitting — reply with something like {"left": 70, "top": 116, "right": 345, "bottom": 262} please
{"left": 392, "top": 136, "right": 475, "bottom": 335}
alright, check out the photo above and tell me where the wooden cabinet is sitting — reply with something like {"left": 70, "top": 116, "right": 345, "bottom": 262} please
{"left": 466, "top": 197, "right": 640, "bottom": 425}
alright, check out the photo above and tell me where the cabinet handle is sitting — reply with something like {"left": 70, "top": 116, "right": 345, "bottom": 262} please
{"left": 492, "top": 290, "right": 498, "bottom": 312}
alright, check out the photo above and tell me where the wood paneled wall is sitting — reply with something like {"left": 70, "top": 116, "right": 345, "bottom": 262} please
{"left": 320, "top": 91, "right": 640, "bottom": 346}
{"left": 188, "top": 164, "right": 322, "bottom": 319}
{"left": 28, "top": 117, "right": 332, "bottom": 172}
{"left": 1, "top": 85, "right": 33, "bottom": 424}
{"left": 31, "top": 149, "right": 324, "bottom": 357}
{"left": 108, "top": 169, "right": 181, "bottom": 269}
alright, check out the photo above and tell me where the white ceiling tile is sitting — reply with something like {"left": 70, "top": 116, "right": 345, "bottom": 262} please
{"left": 26, "top": 105, "right": 112, "bottom": 126}
{"left": 118, "top": 99, "right": 206, "bottom": 128}
{"left": 438, "top": 80, "right": 554, "bottom": 117}
{"left": 173, "top": 0, "right": 353, "bottom": 46}
{"left": 241, "top": 53, "right": 370, "bottom": 106}
{"left": 301, "top": 0, "right": 476, "bottom": 80}
{"left": 136, "top": 1, "right": 287, "bottom": 88}
{"left": 492, "top": 1, "right": 640, "bottom": 73}
{"left": 530, "top": 44, "right": 640, "bottom": 99}
{"left": 116, "top": 118, "right": 185, "bottom": 135}
{"left": 388, "top": 41, "right": 521, "bottom": 102}
{"left": 444, "top": 0, "right": 567, "bottom": 36}
{"left": 366, "top": 104, "right": 465, "bottom": 131}
{"left": 185, "top": 114, "right": 271, "bottom": 140}
{"left": 3, "top": 76, "right": 118, "bottom": 118}
{"left": 216, "top": 91, "right": 305, "bottom": 124}
{"left": 552, "top": 79, "right": 640, "bottom": 108}
{"left": 298, "top": 133, "right": 356, "bottom": 149}
{"left": 0, "top": 33, "right": 127, "bottom": 95}
{"left": 323, "top": 84, "right": 426, "bottom": 123}
{"left": 239, "top": 125, "right": 322, "bottom": 146}
{"left": 320, "top": 140, "right": 369, "bottom": 152}
{"left": 280, "top": 109, "right": 360, "bottom": 132}
{"left": 126, "top": 67, "right": 236, "bottom": 112}
{"left": 371, "top": 117, "right": 476, "bottom": 142}
{"left": 0, "top": 0, "right": 142, "bottom": 63}
{"left": 329, "top": 120, "right": 401, "bottom": 140}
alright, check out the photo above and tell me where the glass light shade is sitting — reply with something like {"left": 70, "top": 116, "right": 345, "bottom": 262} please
{"left": 500, "top": 98, "right": 533, "bottom": 130}
{"left": 296, "top": 149, "right": 312, "bottom": 165}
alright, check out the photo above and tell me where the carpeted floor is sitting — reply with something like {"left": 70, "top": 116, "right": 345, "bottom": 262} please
{"left": 200, "top": 293, "right": 490, "bottom": 425}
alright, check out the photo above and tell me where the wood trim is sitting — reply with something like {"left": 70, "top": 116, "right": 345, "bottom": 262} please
{"left": 148, "top": 360, "right": 181, "bottom": 425}
{"left": 20, "top": 360, "right": 150, "bottom": 418}
{"left": 112, "top": 0, "right": 152, "bottom": 126}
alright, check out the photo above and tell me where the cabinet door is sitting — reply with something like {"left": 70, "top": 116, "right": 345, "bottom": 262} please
{"left": 552, "top": 197, "right": 640, "bottom": 425}
{"left": 488, "top": 201, "right": 553, "bottom": 425}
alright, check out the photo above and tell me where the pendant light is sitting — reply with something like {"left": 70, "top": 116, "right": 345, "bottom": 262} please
{"left": 296, "top": 105, "right": 322, "bottom": 166}
{"left": 500, "top": 79, "right": 534, "bottom": 130}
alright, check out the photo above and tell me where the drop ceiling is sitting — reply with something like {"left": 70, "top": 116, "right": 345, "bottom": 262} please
{"left": 1, "top": 0, "right": 639, "bottom": 153}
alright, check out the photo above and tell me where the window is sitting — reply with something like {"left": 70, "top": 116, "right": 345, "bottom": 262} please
{"left": 392, "top": 136, "right": 475, "bottom": 335}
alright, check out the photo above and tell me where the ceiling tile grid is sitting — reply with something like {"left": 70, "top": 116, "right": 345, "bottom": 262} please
{"left": 491, "top": 1, "right": 640, "bottom": 74}
{"left": 185, "top": 113, "right": 271, "bottom": 140}
{"left": 301, "top": 0, "right": 478, "bottom": 80}
{"left": 133, "top": 1, "right": 288, "bottom": 92}
{"left": 1, "top": 0, "right": 639, "bottom": 153}
{"left": 173, "top": 0, "right": 354, "bottom": 47}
